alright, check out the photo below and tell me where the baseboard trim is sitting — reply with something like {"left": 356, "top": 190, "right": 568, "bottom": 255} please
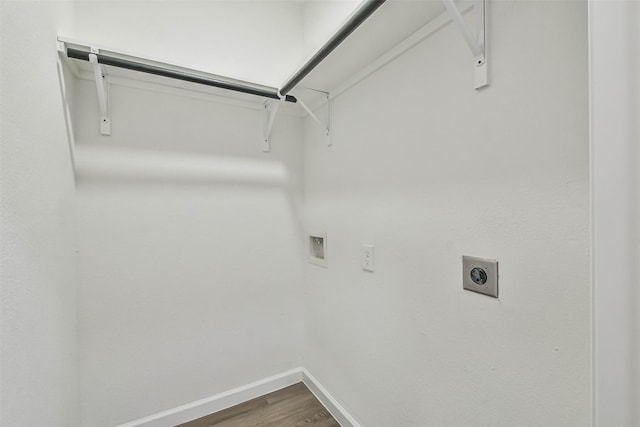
{"left": 117, "top": 368, "right": 303, "bottom": 427}
{"left": 116, "top": 367, "right": 360, "bottom": 427}
{"left": 302, "top": 369, "right": 361, "bottom": 427}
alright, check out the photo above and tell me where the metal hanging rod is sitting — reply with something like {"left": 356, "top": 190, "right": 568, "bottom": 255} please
{"left": 63, "top": 1, "right": 386, "bottom": 104}
{"left": 279, "top": 0, "right": 386, "bottom": 95}
{"left": 66, "top": 47, "right": 298, "bottom": 103}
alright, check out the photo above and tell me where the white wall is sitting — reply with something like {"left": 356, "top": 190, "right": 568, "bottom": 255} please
{"left": 303, "top": 1, "right": 590, "bottom": 426}
{"left": 0, "top": 2, "right": 79, "bottom": 426}
{"left": 73, "top": 80, "right": 305, "bottom": 426}
{"left": 590, "top": 1, "right": 640, "bottom": 425}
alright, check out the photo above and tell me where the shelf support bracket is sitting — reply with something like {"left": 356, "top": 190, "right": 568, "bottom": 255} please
{"left": 297, "top": 93, "right": 331, "bottom": 147}
{"left": 442, "top": 0, "right": 487, "bottom": 89}
{"left": 88, "top": 47, "right": 111, "bottom": 135}
{"left": 262, "top": 100, "right": 281, "bottom": 152}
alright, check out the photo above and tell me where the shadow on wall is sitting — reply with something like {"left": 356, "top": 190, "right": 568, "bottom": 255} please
{"left": 74, "top": 144, "right": 291, "bottom": 188}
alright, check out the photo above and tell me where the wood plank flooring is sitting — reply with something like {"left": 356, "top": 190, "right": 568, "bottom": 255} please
{"left": 176, "top": 382, "right": 340, "bottom": 427}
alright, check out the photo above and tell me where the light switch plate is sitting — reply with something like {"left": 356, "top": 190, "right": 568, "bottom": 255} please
{"left": 362, "top": 244, "right": 374, "bottom": 272}
{"left": 462, "top": 255, "right": 498, "bottom": 298}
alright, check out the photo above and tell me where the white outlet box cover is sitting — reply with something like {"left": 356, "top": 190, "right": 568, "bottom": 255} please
{"left": 309, "top": 232, "right": 327, "bottom": 267}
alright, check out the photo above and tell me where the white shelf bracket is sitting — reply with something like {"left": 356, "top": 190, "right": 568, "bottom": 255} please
{"left": 262, "top": 100, "right": 281, "bottom": 153}
{"left": 88, "top": 47, "right": 111, "bottom": 135}
{"left": 297, "top": 93, "right": 331, "bottom": 147}
{"left": 442, "top": 0, "right": 487, "bottom": 89}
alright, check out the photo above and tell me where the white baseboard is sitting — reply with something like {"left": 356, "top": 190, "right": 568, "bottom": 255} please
{"left": 116, "top": 367, "right": 360, "bottom": 427}
{"left": 301, "top": 369, "right": 361, "bottom": 427}
{"left": 117, "top": 368, "right": 303, "bottom": 427}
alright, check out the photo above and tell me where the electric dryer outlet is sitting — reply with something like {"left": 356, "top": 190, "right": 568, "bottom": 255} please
{"left": 462, "top": 255, "right": 498, "bottom": 298}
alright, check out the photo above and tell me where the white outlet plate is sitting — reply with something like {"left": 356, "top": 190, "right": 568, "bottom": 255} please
{"left": 462, "top": 255, "right": 498, "bottom": 298}
{"left": 362, "top": 244, "right": 374, "bottom": 272}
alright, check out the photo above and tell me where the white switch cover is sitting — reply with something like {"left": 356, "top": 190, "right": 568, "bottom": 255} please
{"left": 362, "top": 244, "right": 375, "bottom": 272}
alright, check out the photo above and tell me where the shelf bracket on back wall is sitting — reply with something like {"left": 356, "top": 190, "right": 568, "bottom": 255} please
{"left": 296, "top": 89, "right": 331, "bottom": 147}
{"left": 442, "top": 0, "right": 487, "bottom": 89}
{"left": 88, "top": 47, "right": 111, "bottom": 135}
{"left": 262, "top": 99, "right": 282, "bottom": 152}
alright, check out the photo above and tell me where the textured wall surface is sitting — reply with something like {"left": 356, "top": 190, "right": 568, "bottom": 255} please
{"left": 0, "top": 2, "right": 78, "bottom": 426}
{"left": 303, "top": 1, "right": 590, "bottom": 426}
{"left": 73, "top": 80, "right": 305, "bottom": 426}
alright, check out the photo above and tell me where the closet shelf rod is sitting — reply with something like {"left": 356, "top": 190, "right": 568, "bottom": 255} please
{"left": 66, "top": 47, "right": 298, "bottom": 103}
{"left": 279, "top": 0, "right": 386, "bottom": 95}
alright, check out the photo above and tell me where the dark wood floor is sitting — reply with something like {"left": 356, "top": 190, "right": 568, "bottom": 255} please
{"left": 176, "top": 382, "right": 340, "bottom": 427}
